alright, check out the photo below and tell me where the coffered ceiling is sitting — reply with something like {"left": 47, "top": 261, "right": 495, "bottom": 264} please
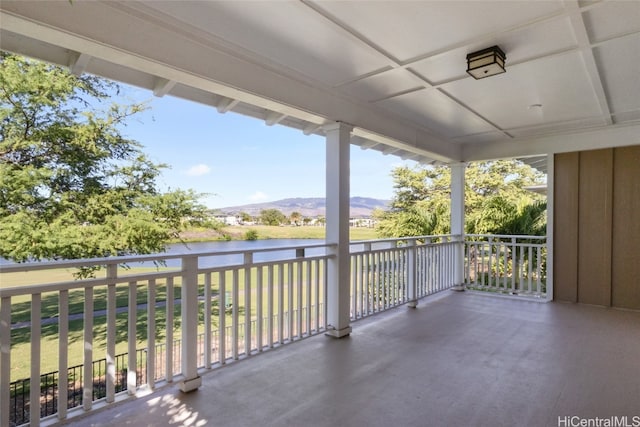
{"left": 1, "top": 1, "right": 639, "bottom": 164}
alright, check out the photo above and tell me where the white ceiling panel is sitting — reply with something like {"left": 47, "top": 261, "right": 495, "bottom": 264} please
{"left": 442, "top": 51, "right": 604, "bottom": 130}
{"left": 311, "top": 0, "right": 564, "bottom": 62}
{"left": 582, "top": 1, "right": 640, "bottom": 43}
{"left": 452, "top": 131, "right": 510, "bottom": 145}
{"left": 612, "top": 110, "right": 640, "bottom": 123}
{"left": 592, "top": 34, "right": 640, "bottom": 116}
{"left": 376, "top": 89, "right": 496, "bottom": 138}
{"left": 140, "top": 1, "right": 390, "bottom": 86}
{"left": 410, "top": 16, "right": 577, "bottom": 85}
{"left": 339, "top": 68, "right": 424, "bottom": 102}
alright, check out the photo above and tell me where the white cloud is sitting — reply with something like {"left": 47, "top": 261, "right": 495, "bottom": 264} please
{"left": 248, "top": 191, "right": 268, "bottom": 202}
{"left": 185, "top": 164, "right": 211, "bottom": 177}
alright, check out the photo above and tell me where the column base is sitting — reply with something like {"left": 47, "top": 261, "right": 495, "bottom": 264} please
{"left": 179, "top": 376, "right": 202, "bottom": 393}
{"left": 407, "top": 300, "right": 418, "bottom": 308}
{"left": 450, "top": 285, "right": 466, "bottom": 292}
{"left": 325, "top": 325, "right": 352, "bottom": 338}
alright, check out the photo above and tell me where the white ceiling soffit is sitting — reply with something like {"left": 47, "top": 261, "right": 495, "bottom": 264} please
{"left": 1, "top": 0, "right": 639, "bottom": 165}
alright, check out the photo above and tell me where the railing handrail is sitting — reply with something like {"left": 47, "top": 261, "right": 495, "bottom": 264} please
{"left": 1, "top": 236, "right": 470, "bottom": 275}
{"left": 465, "top": 234, "right": 546, "bottom": 240}
{"left": 350, "top": 234, "right": 459, "bottom": 245}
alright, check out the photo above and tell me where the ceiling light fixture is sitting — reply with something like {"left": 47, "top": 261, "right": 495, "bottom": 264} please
{"left": 466, "top": 46, "right": 506, "bottom": 79}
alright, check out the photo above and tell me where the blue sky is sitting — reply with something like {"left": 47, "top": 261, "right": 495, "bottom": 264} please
{"left": 116, "top": 86, "right": 415, "bottom": 209}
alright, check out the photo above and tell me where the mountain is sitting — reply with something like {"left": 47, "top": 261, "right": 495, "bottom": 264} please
{"left": 214, "top": 197, "right": 389, "bottom": 218}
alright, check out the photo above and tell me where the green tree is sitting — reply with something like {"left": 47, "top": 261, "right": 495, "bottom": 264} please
{"left": 0, "top": 53, "right": 208, "bottom": 264}
{"left": 244, "top": 229, "right": 259, "bottom": 241}
{"left": 239, "top": 211, "right": 253, "bottom": 223}
{"left": 260, "top": 208, "right": 286, "bottom": 226}
{"left": 376, "top": 160, "right": 545, "bottom": 238}
{"left": 289, "top": 211, "right": 302, "bottom": 226}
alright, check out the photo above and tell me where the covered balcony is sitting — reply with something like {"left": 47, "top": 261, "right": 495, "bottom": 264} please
{"left": 1, "top": 1, "right": 639, "bottom": 426}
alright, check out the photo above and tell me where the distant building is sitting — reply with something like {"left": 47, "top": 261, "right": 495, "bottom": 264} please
{"left": 213, "top": 215, "right": 241, "bottom": 226}
{"left": 349, "top": 217, "right": 376, "bottom": 228}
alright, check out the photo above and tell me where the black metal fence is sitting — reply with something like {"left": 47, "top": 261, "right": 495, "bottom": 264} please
{"left": 9, "top": 349, "right": 147, "bottom": 427}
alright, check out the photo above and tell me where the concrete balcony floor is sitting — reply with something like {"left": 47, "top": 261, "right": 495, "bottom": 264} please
{"left": 61, "top": 291, "right": 640, "bottom": 427}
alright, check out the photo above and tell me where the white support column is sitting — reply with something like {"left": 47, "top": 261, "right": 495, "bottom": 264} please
{"left": 545, "top": 154, "right": 554, "bottom": 302}
{"left": 180, "top": 255, "right": 202, "bottom": 392}
{"left": 324, "top": 122, "right": 353, "bottom": 338}
{"left": 450, "top": 162, "right": 466, "bottom": 291}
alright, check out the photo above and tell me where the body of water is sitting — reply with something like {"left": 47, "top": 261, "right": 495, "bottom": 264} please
{"left": 0, "top": 239, "right": 327, "bottom": 268}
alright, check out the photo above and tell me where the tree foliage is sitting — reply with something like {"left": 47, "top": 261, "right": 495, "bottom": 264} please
{"left": 0, "top": 53, "right": 208, "bottom": 263}
{"left": 260, "top": 208, "right": 286, "bottom": 226}
{"left": 375, "top": 160, "right": 545, "bottom": 238}
{"left": 289, "top": 211, "right": 302, "bottom": 226}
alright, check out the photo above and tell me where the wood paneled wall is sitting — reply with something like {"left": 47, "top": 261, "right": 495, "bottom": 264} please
{"left": 554, "top": 146, "right": 640, "bottom": 310}
{"left": 612, "top": 146, "right": 640, "bottom": 310}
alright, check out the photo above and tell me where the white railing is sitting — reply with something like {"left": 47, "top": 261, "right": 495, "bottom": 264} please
{"left": 349, "top": 235, "right": 459, "bottom": 320}
{"left": 0, "top": 243, "right": 331, "bottom": 427}
{"left": 0, "top": 234, "right": 489, "bottom": 426}
{"left": 464, "top": 234, "right": 547, "bottom": 298}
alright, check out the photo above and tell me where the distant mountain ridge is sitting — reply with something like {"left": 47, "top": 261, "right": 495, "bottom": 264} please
{"left": 215, "top": 197, "right": 389, "bottom": 218}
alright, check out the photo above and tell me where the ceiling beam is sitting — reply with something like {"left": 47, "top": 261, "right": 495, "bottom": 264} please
{"left": 463, "top": 123, "right": 640, "bottom": 161}
{"left": 563, "top": 0, "right": 613, "bottom": 125}
{"left": 265, "top": 112, "right": 287, "bottom": 126}
{"left": 382, "top": 147, "right": 401, "bottom": 156}
{"left": 216, "top": 96, "right": 239, "bottom": 114}
{"left": 68, "top": 52, "right": 91, "bottom": 76}
{"left": 152, "top": 77, "right": 176, "bottom": 97}
{"left": 302, "top": 124, "right": 322, "bottom": 136}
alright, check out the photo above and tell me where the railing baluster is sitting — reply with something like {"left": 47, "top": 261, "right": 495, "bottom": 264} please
{"left": 202, "top": 273, "right": 211, "bottom": 368}
{"left": 218, "top": 273, "right": 226, "bottom": 365}
{"left": 106, "top": 265, "right": 117, "bottom": 402}
{"left": 166, "top": 277, "right": 174, "bottom": 380}
{"left": 278, "top": 264, "right": 284, "bottom": 344}
{"left": 257, "top": 266, "right": 263, "bottom": 352}
{"left": 267, "top": 265, "right": 274, "bottom": 348}
{"left": 147, "top": 279, "right": 156, "bottom": 387}
{"left": 386, "top": 249, "right": 390, "bottom": 306}
{"left": 315, "top": 260, "right": 320, "bottom": 332}
{"left": 528, "top": 246, "right": 533, "bottom": 293}
{"left": 30, "top": 293, "right": 42, "bottom": 426}
{"left": 244, "top": 253, "right": 252, "bottom": 356}
{"left": 296, "top": 260, "right": 303, "bottom": 338}
{"left": 58, "top": 289, "right": 69, "bottom": 420}
{"left": 82, "top": 286, "right": 94, "bottom": 412}
{"left": 287, "top": 262, "right": 294, "bottom": 341}
{"left": 127, "top": 282, "right": 137, "bottom": 395}
{"left": 232, "top": 269, "right": 239, "bottom": 360}
{"left": 536, "top": 246, "right": 543, "bottom": 296}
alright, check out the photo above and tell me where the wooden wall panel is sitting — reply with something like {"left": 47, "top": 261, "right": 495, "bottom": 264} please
{"left": 612, "top": 146, "right": 640, "bottom": 310}
{"left": 554, "top": 152, "right": 579, "bottom": 302}
{"left": 577, "top": 149, "right": 613, "bottom": 306}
